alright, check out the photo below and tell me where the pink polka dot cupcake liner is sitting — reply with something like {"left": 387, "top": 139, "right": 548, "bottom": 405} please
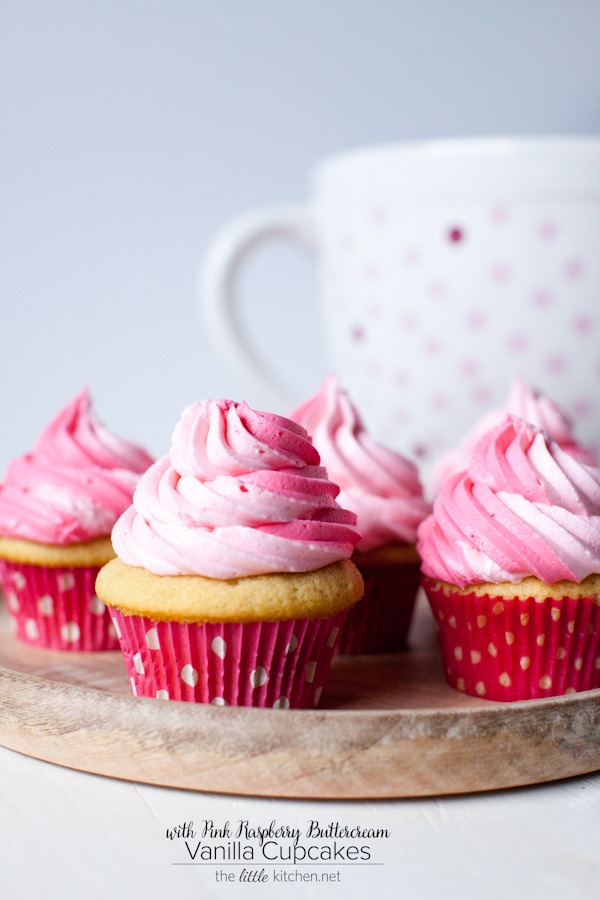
{"left": 109, "top": 610, "right": 348, "bottom": 708}
{"left": 422, "top": 578, "right": 600, "bottom": 701}
{"left": 0, "top": 560, "right": 119, "bottom": 651}
{"left": 336, "top": 559, "right": 421, "bottom": 654}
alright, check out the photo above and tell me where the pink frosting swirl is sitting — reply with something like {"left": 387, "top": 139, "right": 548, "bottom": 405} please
{"left": 111, "top": 399, "right": 361, "bottom": 578}
{"left": 0, "top": 389, "right": 154, "bottom": 545}
{"left": 418, "top": 415, "right": 600, "bottom": 587}
{"left": 427, "top": 378, "right": 596, "bottom": 496}
{"left": 290, "top": 375, "right": 431, "bottom": 552}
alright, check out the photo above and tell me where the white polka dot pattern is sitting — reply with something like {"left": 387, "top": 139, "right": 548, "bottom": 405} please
{"left": 133, "top": 652, "right": 145, "bottom": 675}
{"left": 89, "top": 596, "right": 106, "bottom": 615}
{"left": 304, "top": 662, "right": 317, "bottom": 683}
{"left": 325, "top": 202, "right": 600, "bottom": 462}
{"left": 285, "top": 634, "right": 298, "bottom": 654}
{"left": 57, "top": 572, "right": 75, "bottom": 592}
{"left": 145, "top": 627, "right": 160, "bottom": 650}
{"left": 109, "top": 610, "right": 349, "bottom": 708}
{"left": 211, "top": 636, "right": 227, "bottom": 659}
{"left": 424, "top": 579, "right": 600, "bottom": 700}
{"left": 0, "top": 560, "right": 120, "bottom": 650}
{"left": 181, "top": 664, "right": 199, "bottom": 687}
{"left": 25, "top": 619, "right": 39, "bottom": 640}
{"left": 6, "top": 593, "right": 20, "bottom": 613}
{"left": 37, "top": 595, "right": 54, "bottom": 616}
{"left": 60, "top": 622, "right": 81, "bottom": 644}
{"left": 250, "top": 666, "right": 268, "bottom": 689}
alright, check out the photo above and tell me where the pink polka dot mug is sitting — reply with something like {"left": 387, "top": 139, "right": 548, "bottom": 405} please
{"left": 201, "top": 137, "right": 600, "bottom": 465}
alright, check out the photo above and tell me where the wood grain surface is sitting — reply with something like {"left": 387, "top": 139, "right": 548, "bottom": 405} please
{"left": 0, "top": 596, "right": 598, "bottom": 799}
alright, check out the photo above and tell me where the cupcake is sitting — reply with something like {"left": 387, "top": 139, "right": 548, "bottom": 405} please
{"left": 0, "top": 389, "right": 154, "bottom": 650}
{"left": 427, "top": 377, "right": 596, "bottom": 497}
{"left": 418, "top": 414, "right": 600, "bottom": 701}
{"left": 290, "top": 375, "right": 431, "bottom": 653}
{"left": 95, "top": 398, "right": 364, "bottom": 708}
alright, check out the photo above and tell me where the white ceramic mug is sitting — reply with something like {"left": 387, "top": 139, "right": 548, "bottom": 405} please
{"left": 200, "top": 137, "right": 600, "bottom": 462}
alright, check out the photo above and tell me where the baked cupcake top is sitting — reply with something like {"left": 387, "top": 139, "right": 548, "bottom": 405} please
{"left": 111, "top": 398, "right": 361, "bottom": 579}
{"left": 0, "top": 388, "right": 154, "bottom": 546}
{"left": 428, "top": 378, "right": 596, "bottom": 496}
{"left": 290, "top": 375, "right": 430, "bottom": 552}
{"left": 417, "top": 415, "right": 600, "bottom": 588}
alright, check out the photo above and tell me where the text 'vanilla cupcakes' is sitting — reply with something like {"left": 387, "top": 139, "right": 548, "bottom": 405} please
{"left": 418, "top": 415, "right": 600, "bottom": 701}
{"left": 96, "top": 399, "right": 364, "bottom": 708}
{"left": 291, "top": 375, "right": 430, "bottom": 654}
{"left": 0, "top": 389, "right": 154, "bottom": 650}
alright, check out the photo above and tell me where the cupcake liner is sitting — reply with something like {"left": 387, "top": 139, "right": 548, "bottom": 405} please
{"left": 336, "top": 559, "right": 421, "bottom": 654}
{"left": 423, "top": 577, "right": 600, "bottom": 701}
{"left": 0, "top": 560, "right": 119, "bottom": 651}
{"left": 109, "top": 610, "right": 348, "bottom": 708}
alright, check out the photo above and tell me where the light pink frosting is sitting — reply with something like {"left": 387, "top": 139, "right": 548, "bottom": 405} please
{"left": 111, "top": 399, "right": 361, "bottom": 578}
{"left": 418, "top": 415, "right": 600, "bottom": 587}
{"left": 427, "top": 378, "right": 596, "bottom": 497}
{"left": 0, "top": 389, "right": 154, "bottom": 545}
{"left": 290, "top": 375, "right": 431, "bottom": 552}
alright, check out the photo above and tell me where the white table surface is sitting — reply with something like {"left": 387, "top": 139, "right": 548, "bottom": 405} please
{"left": 1, "top": 743, "right": 598, "bottom": 900}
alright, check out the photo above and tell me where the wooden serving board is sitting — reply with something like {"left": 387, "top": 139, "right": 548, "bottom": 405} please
{"left": 0, "top": 596, "right": 599, "bottom": 799}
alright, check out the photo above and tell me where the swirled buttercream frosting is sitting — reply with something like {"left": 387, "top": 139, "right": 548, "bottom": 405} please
{"left": 111, "top": 398, "right": 361, "bottom": 578}
{"left": 0, "top": 389, "right": 154, "bottom": 545}
{"left": 290, "top": 375, "right": 430, "bottom": 552}
{"left": 427, "top": 378, "right": 596, "bottom": 496}
{"left": 417, "top": 415, "right": 600, "bottom": 587}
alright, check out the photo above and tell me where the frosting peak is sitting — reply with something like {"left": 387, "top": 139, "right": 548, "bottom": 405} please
{"left": 171, "top": 399, "right": 320, "bottom": 479}
{"left": 0, "top": 389, "right": 154, "bottom": 545}
{"left": 417, "top": 415, "right": 600, "bottom": 587}
{"left": 111, "top": 398, "right": 361, "bottom": 578}
{"left": 427, "top": 378, "right": 596, "bottom": 496}
{"left": 290, "top": 375, "right": 430, "bottom": 552}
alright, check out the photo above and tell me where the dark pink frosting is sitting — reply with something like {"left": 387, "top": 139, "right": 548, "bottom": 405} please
{"left": 418, "top": 415, "right": 600, "bottom": 587}
{"left": 428, "top": 378, "right": 596, "bottom": 496}
{"left": 0, "top": 389, "right": 154, "bottom": 545}
{"left": 112, "top": 399, "right": 361, "bottom": 577}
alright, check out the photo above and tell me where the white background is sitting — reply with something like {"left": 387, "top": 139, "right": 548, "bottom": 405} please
{"left": 2, "top": 745, "right": 599, "bottom": 900}
{"left": 2, "top": 0, "right": 600, "bottom": 467}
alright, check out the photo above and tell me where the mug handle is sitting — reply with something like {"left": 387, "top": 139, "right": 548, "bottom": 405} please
{"left": 199, "top": 205, "right": 318, "bottom": 410}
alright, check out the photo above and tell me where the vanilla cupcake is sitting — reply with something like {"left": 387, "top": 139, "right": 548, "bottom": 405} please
{"left": 0, "top": 389, "right": 154, "bottom": 649}
{"left": 418, "top": 415, "right": 600, "bottom": 701}
{"left": 96, "top": 399, "right": 363, "bottom": 707}
{"left": 291, "top": 375, "right": 430, "bottom": 654}
{"left": 427, "top": 377, "right": 596, "bottom": 497}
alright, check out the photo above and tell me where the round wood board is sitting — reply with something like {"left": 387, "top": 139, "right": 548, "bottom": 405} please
{"left": 0, "top": 595, "right": 599, "bottom": 799}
